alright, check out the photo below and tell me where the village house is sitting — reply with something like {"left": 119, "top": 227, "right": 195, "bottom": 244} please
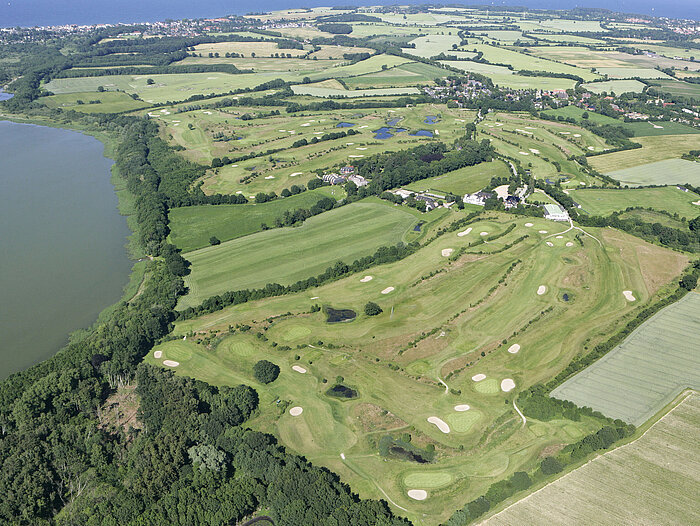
{"left": 322, "top": 173, "right": 346, "bottom": 185}
{"left": 463, "top": 190, "right": 494, "bottom": 206}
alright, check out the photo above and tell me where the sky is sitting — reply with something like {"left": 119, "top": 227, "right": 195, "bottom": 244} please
{"left": 0, "top": 0, "right": 697, "bottom": 28}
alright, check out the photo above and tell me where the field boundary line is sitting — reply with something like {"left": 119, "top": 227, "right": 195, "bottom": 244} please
{"left": 479, "top": 390, "right": 695, "bottom": 525}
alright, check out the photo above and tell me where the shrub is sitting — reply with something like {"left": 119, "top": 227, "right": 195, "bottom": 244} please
{"left": 540, "top": 456, "right": 563, "bottom": 475}
{"left": 253, "top": 360, "right": 280, "bottom": 384}
{"left": 364, "top": 301, "right": 383, "bottom": 316}
{"left": 209, "top": 236, "right": 221, "bottom": 246}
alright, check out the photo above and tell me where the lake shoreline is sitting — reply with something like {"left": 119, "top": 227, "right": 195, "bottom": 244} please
{"left": 0, "top": 116, "right": 140, "bottom": 379}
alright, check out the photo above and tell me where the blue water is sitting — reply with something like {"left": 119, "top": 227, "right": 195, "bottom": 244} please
{"left": 563, "top": 293, "right": 570, "bottom": 301}
{"left": 424, "top": 116, "right": 438, "bottom": 124}
{"left": 387, "top": 117, "right": 401, "bottom": 126}
{"left": 374, "top": 127, "right": 407, "bottom": 139}
{"left": 336, "top": 122, "right": 355, "bottom": 128}
{"left": 0, "top": 91, "right": 13, "bottom": 101}
{"left": 0, "top": 0, "right": 696, "bottom": 28}
{"left": 410, "top": 130, "right": 434, "bottom": 137}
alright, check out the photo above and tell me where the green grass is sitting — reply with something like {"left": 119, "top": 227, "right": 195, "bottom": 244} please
{"left": 405, "top": 160, "right": 511, "bottom": 195}
{"left": 42, "top": 91, "right": 150, "bottom": 113}
{"left": 403, "top": 471, "right": 454, "bottom": 488}
{"left": 168, "top": 187, "right": 344, "bottom": 252}
{"left": 342, "top": 62, "right": 446, "bottom": 89}
{"left": 541, "top": 106, "right": 621, "bottom": 126}
{"left": 407, "top": 34, "right": 463, "bottom": 58}
{"left": 485, "top": 392, "right": 700, "bottom": 525}
{"left": 646, "top": 79, "right": 700, "bottom": 98}
{"left": 620, "top": 121, "right": 700, "bottom": 137}
{"left": 589, "top": 135, "right": 700, "bottom": 174}
{"left": 594, "top": 68, "right": 674, "bottom": 80}
{"left": 602, "top": 158, "right": 700, "bottom": 186}
{"left": 178, "top": 199, "right": 423, "bottom": 309}
{"left": 571, "top": 186, "right": 700, "bottom": 218}
{"left": 580, "top": 79, "right": 647, "bottom": 94}
{"left": 44, "top": 72, "right": 293, "bottom": 104}
{"left": 154, "top": 211, "right": 688, "bottom": 523}
{"left": 290, "top": 84, "right": 420, "bottom": 98}
{"left": 552, "top": 293, "right": 700, "bottom": 426}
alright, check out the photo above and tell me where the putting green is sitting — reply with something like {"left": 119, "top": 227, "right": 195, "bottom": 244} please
{"left": 403, "top": 471, "right": 453, "bottom": 488}
{"left": 223, "top": 340, "right": 256, "bottom": 357}
{"left": 474, "top": 378, "right": 499, "bottom": 394}
{"left": 160, "top": 341, "right": 194, "bottom": 363}
{"left": 282, "top": 325, "right": 312, "bottom": 342}
{"left": 446, "top": 411, "right": 482, "bottom": 433}
{"left": 406, "top": 359, "right": 432, "bottom": 375}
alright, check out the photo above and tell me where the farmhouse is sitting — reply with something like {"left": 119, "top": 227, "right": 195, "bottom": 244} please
{"left": 463, "top": 190, "right": 494, "bottom": 206}
{"left": 543, "top": 203, "right": 569, "bottom": 221}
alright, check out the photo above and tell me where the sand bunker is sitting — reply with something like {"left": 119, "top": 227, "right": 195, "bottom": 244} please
{"left": 427, "top": 416, "right": 450, "bottom": 433}
{"left": 290, "top": 172, "right": 302, "bottom": 177}
{"left": 381, "top": 287, "right": 395, "bottom": 294}
{"left": 349, "top": 155, "right": 364, "bottom": 158}
{"left": 560, "top": 131, "right": 570, "bottom": 135}
{"left": 356, "top": 147, "right": 367, "bottom": 150}
{"left": 292, "top": 365, "right": 307, "bottom": 374}
{"left": 454, "top": 404, "right": 471, "bottom": 411}
{"left": 457, "top": 227, "right": 473, "bottom": 237}
{"left": 580, "top": 182, "right": 586, "bottom": 185}
{"left": 573, "top": 133, "right": 581, "bottom": 137}
{"left": 508, "top": 344, "right": 520, "bottom": 354}
{"left": 289, "top": 406, "right": 303, "bottom": 416}
{"left": 163, "top": 360, "right": 179, "bottom": 367}
{"left": 360, "top": 276, "right": 373, "bottom": 282}
{"left": 153, "top": 350, "right": 162, "bottom": 359}
{"left": 265, "top": 175, "right": 275, "bottom": 179}
{"left": 524, "top": 222, "right": 533, "bottom": 227}
{"left": 519, "top": 151, "right": 530, "bottom": 155}
{"left": 346, "top": 142, "right": 354, "bottom": 145}
{"left": 480, "top": 231, "right": 488, "bottom": 236}
{"left": 529, "top": 148, "right": 540, "bottom": 154}
{"left": 588, "top": 146, "right": 595, "bottom": 151}
{"left": 566, "top": 242, "right": 574, "bottom": 247}
{"left": 623, "top": 290, "right": 636, "bottom": 301}
{"left": 556, "top": 235, "right": 563, "bottom": 239}
{"left": 693, "top": 201, "right": 700, "bottom": 206}
{"left": 408, "top": 489, "right": 428, "bottom": 501}
{"left": 537, "top": 285, "right": 546, "bottom": 295}
{"left": 501, "top": 379, "right": 516, "bottom": 392}
{"left": 546, "top": 241, "right": 554, "bottom": 247}
{"left": 340, "top": 453, "right": 346, "bottom": 460}
{"left": 539, "top": 230, "right": 548, "bottom": 234}
{"left": 472, "top": 374, "right": 486, "bottom": 382}
{"left": 442, "top": 248, "right": 454, "bottom": 257}
{"left": 359, "top": 125, "right": 368, "bottom": 128}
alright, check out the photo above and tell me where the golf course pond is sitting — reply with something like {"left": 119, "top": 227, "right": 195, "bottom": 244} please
{"left": 325, "top": 307, "right": 357, "bottom": 323}
{"left": 0, "top": 121, "right": 132, "bottom": 379}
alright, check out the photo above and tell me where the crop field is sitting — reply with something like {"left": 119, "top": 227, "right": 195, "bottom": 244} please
{"left": 42, "top": 91, "right": 150, "bottom": 113}
{"left": 540, "top": 106, "right": 621, "bottom": 126}
{"left": 647, "top": 79, "right": 700, "bottom": 98}
{"left": 408, "top": 34, "right": 463, "bottom": 58}
{"left": 580, "top": 79, "right": 646, "bottom": 94}
{"left": 405, "top": 160, "right": 511, "bottom": 195}
{"left": 530, "top": 47, "right": 700, "bottom": 72}
{"left": 192, "top": 41, "right": 309, "bottom": 57}
{"left": 478, "top": 30, "right": 532, "bottom": 43}
{"left": 309, "top": 45, "right": 375, "bottom": 60}
{"left": 531, "top": 34, "right": 604, "bottom": 44}
{"left": 440, "top": 61, "right": 514, "bottom": 76}
{"left": 152, "top": 211, "right": 688, "bottom": 523}
{"left": 570, "top": 186, "right": 700, "bottom": 218}
{"left": 167, "top": 186, "right": 344, "bottom": 252}
{"left": 552, "top": 293, "right": 700, "bottom": 426}
{"left": 588, "top": 135, "right": 700, "bottom": 174}
{"left": 292, "top": 84, "right": 420, "bottom": 98}
{"left": 342, "top": 62, "right": 446, "bottom": 89}
{"left": 602, "top": 159, "right": 700, "bottom": 186}
{"left": 595, "top": 67, "right": 675, "bottom": 79}
{"left": 44, "top": 72, "right": 277, "bottom": 103}
{"left": 306, "top": 54, "right": 413, "bottom": 80}
{"left": 178, "top": 200, "right": 428, "bottom": 309}
{"left": 485, "top": 392, "right": 700, "bottom": 525}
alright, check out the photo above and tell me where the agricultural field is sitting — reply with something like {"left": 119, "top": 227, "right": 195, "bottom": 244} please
{"left": 588, "top": 135, "right": 700, "bottom": 174}
{"left": 42, "top": 91, "right": 150, "bottom": 113}
{"left": 484, "top": 392, "right": 700, "bottom": 525}
{"left": 602, "top": 158, "right": 700, "bottom": 186}
{"left": 151, "top": 210, "right": 688, "bottom": 523}
{"left": 580, "top": 79, "right": 646, "bottom": 94}
{"left": 43, "top": 72, "right": 276, "bottom": 103}
{"left": 191, "top": 41, "right": 309, "bottom": 58}
{"left": 595, "top": 67, "right": 675, "bottom": 79}
{"left": 408, "top": 34, "right": 463, "bottom": 59}
{"left": 646, "top": 79, "right": 700, "bottom": 98}
{"left": 551, "top": 291, "right": 700, "bottom": 425}
{"left": 570, "top": 186, "right": 700, "bottom": 218}
{"left": 167, "top": 186, "right": 344, "bottom": 252}
{"left": 529, "top": 47, "right": 700, "bottom": 72}
{"left": 177, "top": 200, "right": 433, "bottom": 309}
{"left": 342, "top": 62, "right": 446, "bottom": 89}
{"left": 291, "top": 84, "right": 420, "bottom": 98}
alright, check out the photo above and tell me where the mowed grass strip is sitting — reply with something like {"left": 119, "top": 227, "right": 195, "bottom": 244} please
{"left": 178, "top": 200, "right": 420, "bottom": 309}
{"left": 603, "top": 159, "right": 700, "bottom": 186}
{"left": 551, "top": 292, "right": 700, "bottom": 426}
{"left": 168, "top": 187, "right": 343, "bottom": 252}
{"left": 484, "top": 393, "right": 700, "bottom": 525}
{"left": 405, "top": 160, "right": 510, "bottom": 195}
{"left": 42, "top": 91, "right": 150, "bottom": 113}
{"left": 571, "top": 186, "right": 700, "bottom": 217}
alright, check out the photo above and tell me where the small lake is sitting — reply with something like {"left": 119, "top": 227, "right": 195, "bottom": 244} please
{"left": 0, "top": 91, "right": 13, "bottom": 101}
{"left": 336, "top": 122, "right": 355, "bottom": 128}
{"left": 424, "top": 115, "right": 438, "bottom": 124}
{"left": 410, "top": 130, "right": 434, "bottom": 137}
{"left": 374, "top": 127, "right": 407, "bottom": 139}
{"left": 0, "top": 121, "right": 132, "bottom": 379}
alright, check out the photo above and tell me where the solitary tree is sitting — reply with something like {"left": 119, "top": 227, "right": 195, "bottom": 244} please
{"left": 364, "top": 302, "right": 383, "bottom": 316}
{"left": 253, "top": 360, "right": 280, "bottom": 384}
{"left": 146, "top": 78, "right": 155, "bottom": 85}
